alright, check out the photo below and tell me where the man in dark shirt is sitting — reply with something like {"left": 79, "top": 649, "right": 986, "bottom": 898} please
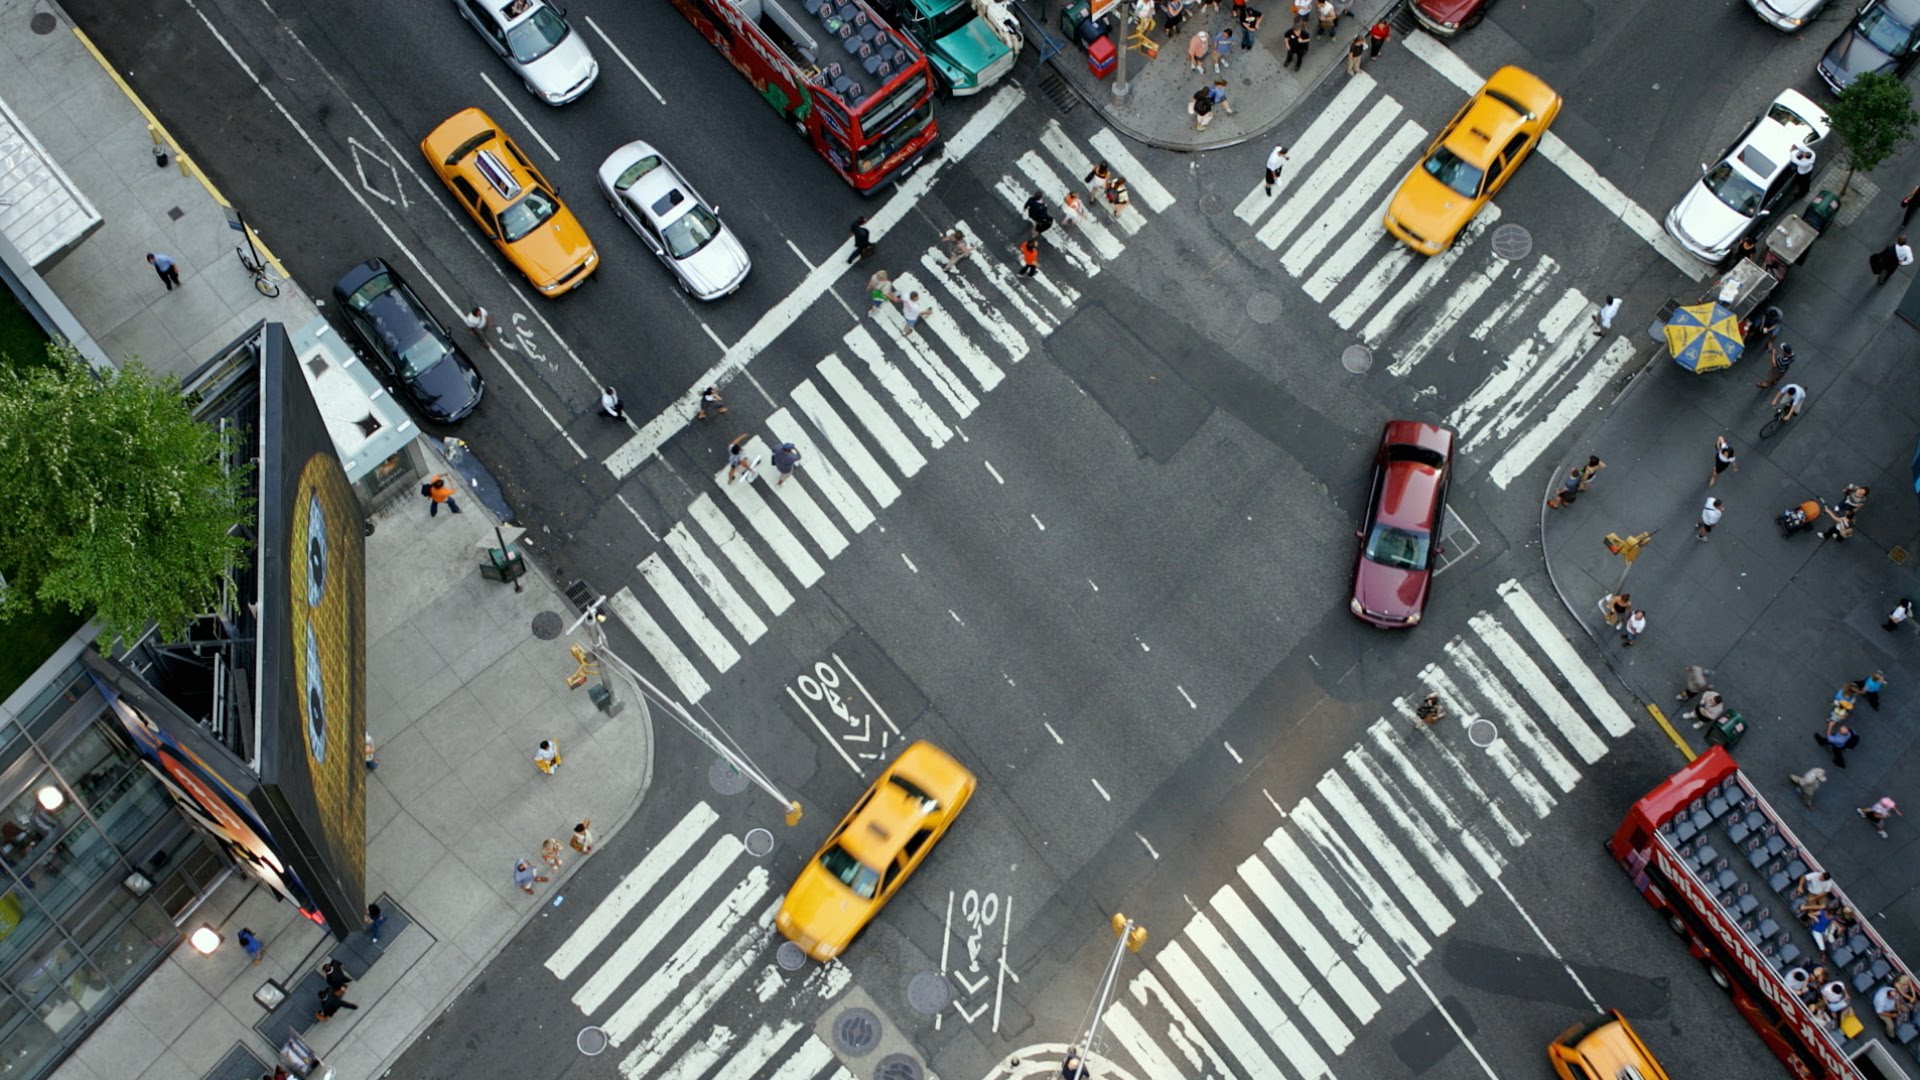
{"left": 848, "top": 216, "right": 874, "bottom": 264}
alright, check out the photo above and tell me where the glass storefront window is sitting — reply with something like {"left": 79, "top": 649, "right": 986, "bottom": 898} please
{"left": 0, "top": 893, "right": 50, "bottom": 986}
{"left": 0, "top": 776, "right": 73, "bottom": 893}
{"left": 15, "top": 664, "right": 85, "bottom": 743}
{"left": 6, "top": 936, "right": 79, "bottom": 1021}
{"left": 0, "top": 995, "right": 58, "bottom": 1080}
{"left": 50, "top": 726, "right": 135, "bottom": 809}
{"left": 86, "top": 903, "right": 169, "bottom": 995}
{"left": 88, "top": 768, "right": 168, "bottom": 868}
{"left": 20, "top": 819, "right": 115, "bottom": 923}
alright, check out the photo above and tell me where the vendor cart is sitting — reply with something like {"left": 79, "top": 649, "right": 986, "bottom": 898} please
{"left": 1651, "top": 190, "right": 1841, "bottom": 354}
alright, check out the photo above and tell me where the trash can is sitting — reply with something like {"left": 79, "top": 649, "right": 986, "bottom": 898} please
{"left": 480, "top": 545, "right": 526, "bottom": 584}
{"left": 1059, "top": 0, "right": 1091, "bottom": 41}
{"left": 1704, "top": 709, "right": 1747, "bottom": 749}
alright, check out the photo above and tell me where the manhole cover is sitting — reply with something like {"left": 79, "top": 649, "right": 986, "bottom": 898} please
{"left": 777, "top": 942, "right": 808, "bottom": 971}
{"left": 709, "top": 759, "right": 751, "bottom": 796}
{"left": 1491, "top": 223, "right": 1532, "bottom": 260}
{"left": 875, "top": 1054, "right": 925, "bottom": 1080}
{"left": 833, "top": 1007, "right": 883, "bottom": 1056}
{"left": 1246, "top": 291, "right": 1284, "bottom": 324}
{"left": 577, "top": 1026, "right": 609, "bottom": 1056}
{"left": 1467, "top": 718, "right": 1499, "bottom": 748}
{"left": 1199, "top": 191, "right": 1224, "bottom": 216}
{"left": 1341, "top": 344, "right": 1374, "bottom": 374}
{"left": 744, "top": 828, "right": 774, "bottom": 857}
{"left": 907, "top": 971, "right": 951, "bottom": 1015}
{"left": 531, "top": 611, "right": 563, "bottom": 640}
{"left": 31, "top": 12, "right": 58, "bottom": 33}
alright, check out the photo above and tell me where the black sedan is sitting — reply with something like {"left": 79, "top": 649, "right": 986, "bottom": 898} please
{"left": 331, "top": 259, "right": 484, "bottom": 423}
{"left": 1817, "top": 0, "right": 1920, "bottom": 92}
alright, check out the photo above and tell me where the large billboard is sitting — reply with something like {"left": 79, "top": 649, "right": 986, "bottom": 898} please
{"left": 252, "top": 327, "right": 367, "bottom": 938}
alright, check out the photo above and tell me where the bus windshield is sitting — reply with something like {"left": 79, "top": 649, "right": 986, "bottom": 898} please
{"left": 856, "top": 70, "right": 927, "bottom": 140}
{"left": 856, "top": 98, "right": 933, "bottom": 176}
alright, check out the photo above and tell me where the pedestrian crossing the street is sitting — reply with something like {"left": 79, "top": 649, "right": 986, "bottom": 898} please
{"left": 1003, "top": 578, "right": 1636, "bottom": 1080}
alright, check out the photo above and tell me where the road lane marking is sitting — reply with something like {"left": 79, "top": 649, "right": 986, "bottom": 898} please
{"left": 1257, "top": 95, "right": 1402, "bottom": 253}
{"left": 545, "top": 801, "right": 718, "bottom": 980}
{"left": 1237, "top": 858, "right": 1381, "bottom": 1024}
{"left": 618, "top": 900, "right": 780, "bottom": 1076}
{"left": 1263, "top": 829, "right": 1404, "bottom": 994}
{"left": 997, "top": 174, "right": 1101, "bottom": 278}
{"left": 1469, "top": 291, "right": 1604, "bottom": 453}
{"left": 1497, "top": 581, "right": 1637, "bottom": 737}
{"left": 1488, "top": 336, "right": 1638, "bottom": 488}
{"left": 1450, "top": 289, "right": 1588, "bottom": 444}
{"left": 792, "top": 379, "right": 901, "bottom": 507}
{"left": 1354, "top": 209, "right": 1498, "bottom": 342}
{"left": 766, "top": 407, "right": 875, "bottom": 534}
{"left": 1155, "top": 942, "right": 1288, "bottom": 1079}
{"left": 917, "top": 247, "right": 1031, "bottom": 361}
{"left": 1447, "top": 639, "right": 1581, "bottom": 792}
{"left": 639, "top": 553, "right": 739, "bottom": 671}
{"left": 605, "top": 587, "right": 710, "bottom": 702}
{"left": 1017, "top": 151, "right": 1124, "bottom": 259}
{"left": 1281, "top": 120, "right": 1428, "bottom": 277}
{"left": 1391, "top": 705, "right": 1532, "bottom": 848}
{"left": 763, "top": 1037, "right": 837, "bottom": 1080}
{"left": 688, "top": 494, "right": 795, "bottom": 615}
{"left": 1235, "top": 73, "right": 1379, "bottom": 225}
{"left": 604, "top": 86, "right": 1025, "bottom": 478}
{"left": 1103, "top": 1003, "right": 1185, "bottom": 1080}
{"left": 1469, "top": 611, "right": 1609, "bottom": 762}
{"left": 954, "top": 219, "right": 1059, "bottom": 333}
{"left": 818, "top": 354, "right": 927, "bottom": 477}
{"left": 574, "top": 836, "right": 743, "bottom": 1013}
{"left": 1296, "top": 794, "right": 1444, "bottom": 947}
{"left": 1422, "top": 664, "right": 1556, "bottom": 818}
{"left": 1038, "top": 121, "right": 1143, "bottom": 236}
{"left": 602, "top": 877, "right": 772, "bottom": 1050}
{"left": 664, "top": 522, "right": 768, "bottom": 644}
{"left": 1340, "top": 745, "right": 1481, "bottom": 909}
{"left": 898, "top": 274, "right": 1006, "bottom": 393}
{"left": 1367, "top": 719, "right": 1510, "bottom": 875}
{"left": 583, "top": 15, "right": 665, "bottom": 104}
{"left": 747, "top": 437, "right": 849, "bottom": 560}
{"left": 1313, "top": 198, "right": 1409, "bottom": 311}
{"left": 842, "top": 325, "right": 955, "bottom": 448}
{"left": 1088, "top": 129, "right": 1176, "bottom": 213}
{"left": 717, "top": 457, "right": 826, "bottom": 587}
{"left": 1185, "top": 912, "right": 1335, "bottom": 1076}
{"left": 1210, "top": 888, "right": 1353, "bottom": 1053}
{"left": 711, "top": 1022, "right": 805, "bottom": 1080}
{"left": 1386, "top": 252, "right": 1509, "bottom": 377}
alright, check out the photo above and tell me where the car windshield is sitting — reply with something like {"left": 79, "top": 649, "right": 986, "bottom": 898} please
{"left": 1702, "top": 161, "right": 1765, "bottom": 216}
{"left": 505, "top": 7, "right": 570, "bottom": 64}
{"left": 1423, "top": 146, "right": 1484, "bottom": 198}
{"left": 818, "top": 844, "right": 879, "bottom": 899}
{"left": 612, "top": 155, "right": 664, "bottom": 191}
{"left": 499, "top": 188, "right": 559, "bottom": 242}
{"left": 1859, "top": 5, "right": 1920, "bottom": 53}
{"left": 661, "top": 204, "right": 723, "bottom": 259}
{"left": 1365, "top": 524, "right": 1431, "bottom": 572}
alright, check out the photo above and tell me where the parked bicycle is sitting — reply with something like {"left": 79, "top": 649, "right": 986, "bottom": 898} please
{"left": 235, "top": 245, "right": 281, "bottom": 297}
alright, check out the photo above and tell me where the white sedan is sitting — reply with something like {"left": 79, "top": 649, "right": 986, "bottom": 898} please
{"left": 1663, "top": 89, "right": 1830, "bottom": 265}
{"left": 595, "top": 141, "right": 751, "bottom": 301}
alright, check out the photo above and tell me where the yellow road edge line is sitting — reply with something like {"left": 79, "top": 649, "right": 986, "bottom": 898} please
{"left": 69, "top": 25, "right": 288, "bottom": 277}
{"left": 1644, "top": 702, "right": 1697, "bottom": 763}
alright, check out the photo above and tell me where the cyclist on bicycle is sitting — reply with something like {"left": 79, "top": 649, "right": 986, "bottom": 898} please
{"left": 1772, "top": 382, "right": 1807, "bottom": 422}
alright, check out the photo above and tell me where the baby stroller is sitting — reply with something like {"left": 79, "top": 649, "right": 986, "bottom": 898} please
{"left": 1778, "top": 499, "right": 1823, "bottom": 536}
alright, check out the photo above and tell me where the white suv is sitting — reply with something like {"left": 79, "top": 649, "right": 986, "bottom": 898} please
{"left": 1663, "top": 89, "right": 1829, "bottom": 264}
{"left": 454, "top": 0, "right": 598, "bottom": 105}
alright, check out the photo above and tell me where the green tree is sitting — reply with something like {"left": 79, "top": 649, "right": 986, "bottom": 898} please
{"left": 0, "top": 344, "right": 251, "bottom": 646}
{"left": 1828, "top": 71, "right": 1919, "bottom": 195}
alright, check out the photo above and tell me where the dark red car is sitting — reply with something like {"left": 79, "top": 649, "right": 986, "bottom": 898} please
{"left": 1412, "top": 0, "right": 1495, "bottom": 37}
{"left": 1350, "top": 422, "right": 1454, "bottom": 628}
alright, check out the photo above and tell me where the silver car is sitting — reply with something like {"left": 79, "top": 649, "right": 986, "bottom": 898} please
{"left": 596, "top": 141, "right": 751, "bottom": 301}
{"left": 1747, "top": 0, "right": 1828, "bottom": 30}
{"left": 454, "top": 0, "right": 598, "bottom": 105}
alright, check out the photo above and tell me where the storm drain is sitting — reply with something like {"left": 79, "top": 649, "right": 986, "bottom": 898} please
{"left": 833, "top": 1007, "right": 883, "bottom": 1056}
{"left": 875, "top": 1054, "right": 925, "bottom": 1080}
{"left": 744, "top": 828, "right": 774, "bottom": 857}
{"left": 777, "top": 942, "right": 807, "bottom": 971}
{"left": 709, "top": 759, "right": 750, "bottom": 796}
{"left": 906, "top": 971, "right": 951, "bottom": 1015}
{"left": 578, "top": 1026, "right": 609, "bottom": 1056}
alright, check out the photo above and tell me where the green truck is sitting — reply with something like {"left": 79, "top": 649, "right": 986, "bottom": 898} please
{"left": 879, "top": 0, "right": 1019, "bottom": 96}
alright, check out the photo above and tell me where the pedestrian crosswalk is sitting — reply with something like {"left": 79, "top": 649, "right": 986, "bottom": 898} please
{"left": 538, "top": 576, "right": 1641, "bottom": 1080}
{"left": 541, "top": 801, "right": 857, "bottom": 1080}
{"left": 998, "top": 578, "right": 1636, "bottom": 1080}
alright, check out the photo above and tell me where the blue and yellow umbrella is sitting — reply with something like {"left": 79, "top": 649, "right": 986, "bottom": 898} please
{"left": 1665, "top": 302, "right": 1745, "bottom": 373}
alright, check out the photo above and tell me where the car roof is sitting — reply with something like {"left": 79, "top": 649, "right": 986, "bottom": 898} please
{"left": 1441, "top": 67, "right": 1557, "bottom": 167}
{"left": 836, "top": 743, "right": 971, "bottom": 866}
{"left": 1565, "top": 1015, "right": 1671, "bottom": 1080}
{"left": 1374, "top": 422, "right": 1452, "bottom": 531}
{"left": 1727, "top": 102, "right": 1816, "bottom": 182}
{"left": 422, "top": 109, "right": 534, "bottom": 209}
{"left": 332, "top": 257, "right": 392, "bottom": 299}
{"left": 477, "top": 0, "right": 554, "bottom": 29}
{"left": 1879, "top": 0, "right": 1920, "bottom": 23}
{"left": 621, "top": 156, "right": 701, "bottom": 225}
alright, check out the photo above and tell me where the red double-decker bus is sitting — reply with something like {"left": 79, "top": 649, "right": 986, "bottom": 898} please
{"left": 1608, "top": 747, "right": 1919, "bottom": 1080}
{"left": 669, "top": 0, "right": 939, "bottom": 193}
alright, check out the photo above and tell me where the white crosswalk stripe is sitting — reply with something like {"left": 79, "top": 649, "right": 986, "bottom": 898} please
{"left": 1080, "top": 582, "right": 1647, "bottom": 1080}
{"left": 639, "top": 552, "right": 739, "bottom": 672}
{"left": 765, "top": 407, "right": 875, "bottom": 535}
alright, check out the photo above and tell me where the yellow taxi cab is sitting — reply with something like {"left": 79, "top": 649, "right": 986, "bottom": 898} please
{"left": 1383, "top": 65, "right": 1561, "bottom": 256}
{"left": 419, "top": 108, "right": 597, "bottom": 296}
{"left": 774, "top": 741, "right": 975, "bottom": 962}
{"left": 1548, "top": 1010, "right": 1672, "bottom": 1080}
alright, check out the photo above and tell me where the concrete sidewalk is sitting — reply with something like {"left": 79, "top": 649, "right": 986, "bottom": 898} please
{"left": 1033, "top": 0, "right": 1401, "bottom": 149}
{"left": 1538, "top": 197, "right": 1920, "bottom": 940}
{"left": 0, "top": 4, "right": 657, "bottom": 1079}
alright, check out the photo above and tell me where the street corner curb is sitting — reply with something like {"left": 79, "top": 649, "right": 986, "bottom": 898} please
{"left": 1039, "top": 56, "right": 1268, "bottom": 152}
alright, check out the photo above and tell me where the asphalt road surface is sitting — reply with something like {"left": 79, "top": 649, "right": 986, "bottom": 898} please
{"left": 58, "top": 0, "right": 1851, "bottom": 1076}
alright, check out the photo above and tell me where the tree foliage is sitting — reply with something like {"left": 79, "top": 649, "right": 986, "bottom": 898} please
{"left": 0, "top": 344, "right": 251, "bottom": 646}
{"left": 1829, "top": 72, "right": 1919, "bottom": 190}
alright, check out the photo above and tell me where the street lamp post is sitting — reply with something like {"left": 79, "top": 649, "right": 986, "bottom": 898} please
{"left": 1602, "top": 530, "right": 1655, "bottom": 596}
{"left": 567, "top": 596, "right": 803, "bottom": 825}
{"left": 1062, "top": 913, "right": 1150, "bottom": 1079}
{"left": 1111, "top": 2, "right": 1131, "bottom": 97}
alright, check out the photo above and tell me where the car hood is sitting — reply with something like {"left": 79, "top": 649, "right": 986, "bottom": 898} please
{"left": 777, "top": 864, "right": 865, "bottom": 952}
{"left": 678, "top": 231, "right": 752, "bottom": 299}
{"left": 932, "top": 16, "right": 1014, "bottom": 82}
{"left": 408, "top": 349, "right": 484, "bottom": 422}
{"left": 1353, "top": 557, "right": 1429, "bottom": 622}
{"left": 1387, "top": 168, "right": 1472, "bottom": 242}
{"left": 1821, "top": 28, "right": 1895, "bottom": 87}
{"left": 510, "top": 209, "right": 597, "bottom": 285}
{"left": 1668, "top": 183, "right": 1752, "bottom": 258}
{"left": 1415, "top": 0, "right": 1482, "bottom": 21}
{"left": 522, "top": 33, "right": 597, "bottom": 98}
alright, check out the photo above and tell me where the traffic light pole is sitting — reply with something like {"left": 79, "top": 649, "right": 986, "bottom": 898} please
{"left": 1063, "top": 914, "right": 1149, "bottom": 1079}
{"left": 567, "top": 597, "right": 803, "bottom": 825}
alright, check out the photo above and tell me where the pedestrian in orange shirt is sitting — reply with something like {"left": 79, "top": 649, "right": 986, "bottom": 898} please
{"left": 1018, "top": 239, "right": 1040, "bottom": 278}
{"left": 421, "top": 474, "right": 461, "bottom": 517}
